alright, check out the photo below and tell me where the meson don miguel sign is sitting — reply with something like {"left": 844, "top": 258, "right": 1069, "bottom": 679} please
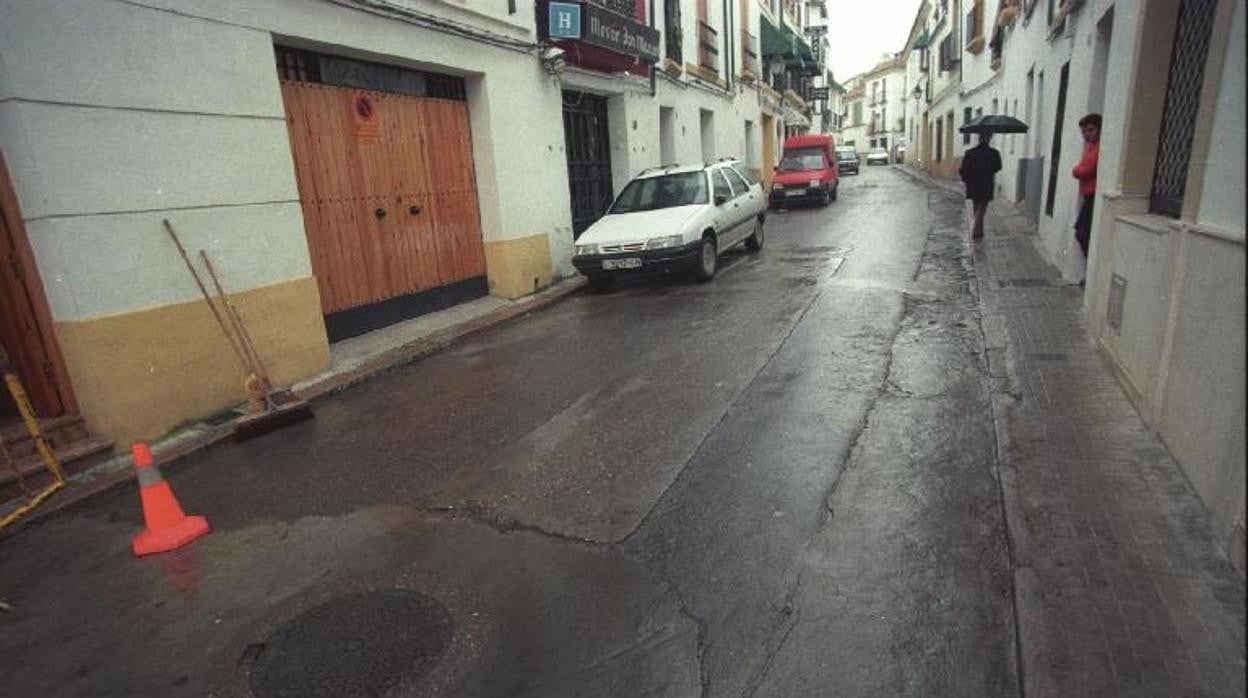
{"left": 577, "top": 0, "right": 661, "bottom": 63}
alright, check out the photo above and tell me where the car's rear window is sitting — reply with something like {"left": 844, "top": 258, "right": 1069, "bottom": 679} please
{"left": 610, "top": 171, "right": 709, "bottom": 213}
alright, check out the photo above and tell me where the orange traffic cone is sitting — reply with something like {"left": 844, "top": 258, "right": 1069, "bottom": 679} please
{"left": 131, "top": 443, "right": 210, "bottom": 557}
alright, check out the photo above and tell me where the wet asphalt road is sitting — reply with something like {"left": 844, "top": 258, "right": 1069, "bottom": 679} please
{"left": 0, "top": 166, "right": 1016, "bottom": 697}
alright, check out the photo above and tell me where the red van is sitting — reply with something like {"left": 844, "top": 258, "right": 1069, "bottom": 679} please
{"left": 769, "top": 134, "right": 839, "bottom": 208}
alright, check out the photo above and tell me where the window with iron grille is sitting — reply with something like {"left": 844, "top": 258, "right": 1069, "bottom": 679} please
{"left": 274, "top": 46, "right": 466, "bottom": 101}
{"left": 1150, "top": 0, "right": 1217, "bottom": 218}
{"left": 698, "top": 20, "right": 720, "bottom": 73}
{"left": 665, "top": 0, "right": 683, "bottom": 63}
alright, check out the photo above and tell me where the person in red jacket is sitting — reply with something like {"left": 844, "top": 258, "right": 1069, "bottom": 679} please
{"left": 1072, "top": 113, "right": 1101, "bottom": 257}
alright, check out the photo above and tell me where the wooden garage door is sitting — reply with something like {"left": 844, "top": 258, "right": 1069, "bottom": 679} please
{"left": 280, "top": 82, "right": 486, "bottom": 315}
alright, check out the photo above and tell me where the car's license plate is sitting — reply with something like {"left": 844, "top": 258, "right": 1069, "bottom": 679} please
{"left": 603, "top": 258, "right": 642, "bottom": 270}
{"left": 785, "top": 190, "right": 804, "bottom": 197}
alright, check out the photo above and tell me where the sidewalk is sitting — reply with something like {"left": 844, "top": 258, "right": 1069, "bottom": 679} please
{"left": 0, "top": 277, "right": 585, "bottom": 531}
{"left": 901, "top": 166, "right": 1246, "bottom": 696}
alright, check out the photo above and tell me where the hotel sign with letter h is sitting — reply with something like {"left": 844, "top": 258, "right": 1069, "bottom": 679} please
{"left": 549, "top": 2, "right": 582, "bottom": 39}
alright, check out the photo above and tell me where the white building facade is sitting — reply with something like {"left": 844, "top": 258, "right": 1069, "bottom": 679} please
{"left": 895, "top": 0, "right": 1245, "bottom": 571}
{"left": 0, "top": 0, "right": 824, "bottom": 450}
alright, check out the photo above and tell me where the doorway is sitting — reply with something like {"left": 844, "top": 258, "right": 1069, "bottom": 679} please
{"left": 1045, "top": 62, "right": 1071, "bottom": 217}
{"left": 761, "top": 113, "right": 775, "bottom": 186}
{"left": 562, "top": 90, "right": 614, "bottom": 239}
{"left": 0, "top": 154, "right": 74, "bottom": 421}
{"left": 660, "top": 107, "right": 677, "bottom": 165}
{"left": 278, "top": 49, "right": 488, "bottom": 341}
{"left": 1087, "top": 9, "right": 1114, "bottom": 116}
{"left": 700, "top": 108, "right": 715, "bottom": 162}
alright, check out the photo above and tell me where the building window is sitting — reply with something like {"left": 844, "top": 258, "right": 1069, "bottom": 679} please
{"left": 665, "top": 0, "right": 683, "bottom": 63}
{"left": 966, "top": 0, "right": 985, "bottom": 52}
{"left": 1150, "top": 0, "right": 1217, "bottom": 218}
{"left": 963, "top": 107, "right": 973, "bottom": 144}
{"left": 939, "top": 34, "right": 960, "bottom": 72}
{"left": 698, "top": 19, "right": 720, "bottom": 73}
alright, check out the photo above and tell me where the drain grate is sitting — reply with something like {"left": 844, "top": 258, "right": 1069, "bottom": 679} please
{"left": 998, "top": 278, "right": 1054, "bottom": 288}
{"left": 247, "top": 589, "right": 453, "bottom": 698}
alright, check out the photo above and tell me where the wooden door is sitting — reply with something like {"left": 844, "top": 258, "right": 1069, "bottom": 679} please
{"left": 0, "top": 153, "right": 74, "bottom": 419}
{"left": 280, "top": 82, "right": 486, "bottom": 315}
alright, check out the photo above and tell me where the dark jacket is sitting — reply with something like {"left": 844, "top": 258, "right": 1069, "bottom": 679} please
{"left": 959, "top": 144, "right": 1002, "bottom": 202}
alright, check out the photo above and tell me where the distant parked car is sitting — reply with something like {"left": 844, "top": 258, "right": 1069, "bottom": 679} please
{"left": 835, "top": 147, "right": 860, "bottom": 175}
{"left": 571, "top": 159, "right": 767, "bottom": 288}
{"left": 866, "top": 148, "right": 890, "bottom": 165}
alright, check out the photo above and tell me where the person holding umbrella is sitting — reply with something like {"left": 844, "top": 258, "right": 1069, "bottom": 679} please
{"left": 959, "top": 133, "right": 1002, "bottom": 240}
{"left": 957, "top": 114, "right": 1029, "bottom": 241}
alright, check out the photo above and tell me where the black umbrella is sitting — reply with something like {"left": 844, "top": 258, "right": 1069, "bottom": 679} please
{"left": 959, "top": 114, "right": 1030, "bottom": 134}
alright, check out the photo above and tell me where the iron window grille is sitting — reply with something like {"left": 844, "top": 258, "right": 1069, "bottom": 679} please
{"left": 276, "top": 47, "right": 321, "bottom": 83}
{"left": 274, "top": 46, "right": 466, "bottom": 101}
{"left": 1149, "top": 0, "right": 1217, "bottom": 218}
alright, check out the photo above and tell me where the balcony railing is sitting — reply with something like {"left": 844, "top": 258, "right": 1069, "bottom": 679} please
{"left": 782, "top": 0, "right": 801, "bottom": 28}
{"left": 698, "top": 20, "right": 719, "bottom": 73}
{"left": 742, "top": 30, "right": 759, "bottom": 75}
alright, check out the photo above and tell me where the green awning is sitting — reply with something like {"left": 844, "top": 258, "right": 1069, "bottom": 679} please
{"left": 913, "top": 30, "right": 931, "bottom": 49}
{"left": 760, "top": 15, "right": 796, "bottom": 59}
{"left": 762, "top": 13, "right": 820, "bottom": 75}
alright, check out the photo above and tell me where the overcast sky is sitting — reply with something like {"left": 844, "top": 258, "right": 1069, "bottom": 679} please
{"left": 825, "top": 0, "right": 922, "bottom": 82}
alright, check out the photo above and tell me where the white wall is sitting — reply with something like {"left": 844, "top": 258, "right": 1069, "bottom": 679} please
{"left": 0, "top": 0, "right": 308, "bottom": 321}
{"left": 0, "top": 0, "right": 575, "bottom": 315}
{"left": 1196, "top": 0, "right": 1246, "bottom": 233}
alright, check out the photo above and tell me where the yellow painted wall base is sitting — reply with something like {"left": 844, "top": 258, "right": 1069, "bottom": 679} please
{"left": 54, "top": 276, "right": 330, "bottom": 447}
{"left": 926, "top": 157, "right": 963, "bottom": 182}
{"left": 484, "top": 233, "right": 553, "bottom": 299}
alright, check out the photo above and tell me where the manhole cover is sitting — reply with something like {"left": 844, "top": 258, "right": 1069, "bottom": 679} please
{"left": 248, "top": 589, "right": 453, "bottom": 698}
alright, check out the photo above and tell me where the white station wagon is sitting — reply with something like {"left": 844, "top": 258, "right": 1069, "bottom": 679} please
{"left": 571, "top": 159, "right": 767, "bottom": 288}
